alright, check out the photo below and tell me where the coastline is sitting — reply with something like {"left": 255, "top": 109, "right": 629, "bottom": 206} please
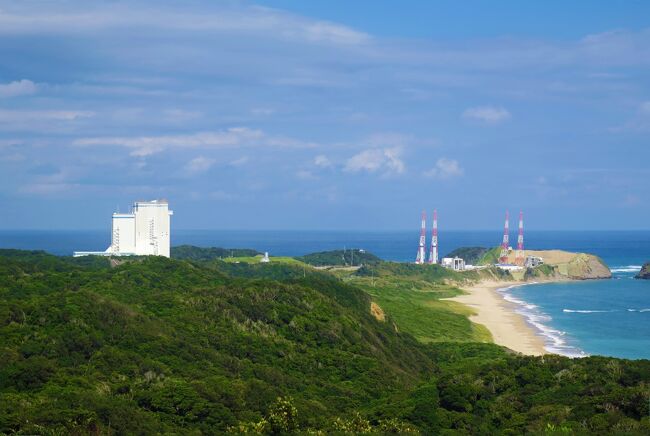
{"left": 449, "top": 279, "right": 561, "bottom": 356}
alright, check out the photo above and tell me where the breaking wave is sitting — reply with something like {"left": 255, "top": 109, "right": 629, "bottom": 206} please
{"left": 627, "top": 308, "right": 650, "bottom": 313}
{"left": 497, "top": 284, "right": 588, "bottom": 358}
{"left": 563, "top": 309, "right": 612, "bottom": 313}
{"left": 611, "top": 265, "right": 642, "bottom": 273}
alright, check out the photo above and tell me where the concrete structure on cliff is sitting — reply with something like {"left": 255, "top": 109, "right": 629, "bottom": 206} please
{"left": 74, "top": 199, "right": 173, "bottom": 258}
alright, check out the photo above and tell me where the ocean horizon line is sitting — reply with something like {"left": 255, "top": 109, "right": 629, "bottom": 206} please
{"left": 2, "top": 228, "right": 650, "bottom": 233}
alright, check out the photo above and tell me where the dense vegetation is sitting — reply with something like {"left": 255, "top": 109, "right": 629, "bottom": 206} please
{"left": 172, "top": 245, "right": 261, "bottom": 261}
{"left": 477, "top": 246, "right": 502, "bottom": 265}
{"left": 295, "top": 249, "right": 381, "bottom": 266}
{"left": 443, "top": 246, "right": 490, "bottom": 264}
{"left": 1, "top": 249, "right": 650, "bottom": 434}
{"left": 347, "top": 263, "right": 491, "bottom": 344}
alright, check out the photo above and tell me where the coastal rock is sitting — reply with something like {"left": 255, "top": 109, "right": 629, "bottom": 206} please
{"left": 513, "top": 249, "right": 611, "bottom": 280}
{"left": 564, "top": 253, "right": 612, "bottom": 279}
{"left": 636, "top": 262, "right": 650, "bottom": 279}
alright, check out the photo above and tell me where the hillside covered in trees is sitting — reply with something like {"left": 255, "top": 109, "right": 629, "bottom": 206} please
{"left": 443, "top": 246, "right": 490, "bottom": 264}
{"left": 295, "top": 249, "right": 381, "bottom": 267}
{"left": 1, "top": 249, "right": 650, "bottom": 434}
{"left": 171, "top": 245, "right": 261, "bottom": 261}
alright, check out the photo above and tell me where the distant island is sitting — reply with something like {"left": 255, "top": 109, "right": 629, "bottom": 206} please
{"left": 636, "top": 262, "right": 650, "bottom": 279}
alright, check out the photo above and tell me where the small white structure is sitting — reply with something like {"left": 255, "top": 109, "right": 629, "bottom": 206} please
{"left": 496, "top": 264, "right": 524, "bottom": 272}
{"left": 524, "top": 256, "right": 544, "bottom": 268}
{"left": 441, "top": 257, "right": 466, "bottom": 271}
{"left": 74, "top": 199, "right": 173, "bottom": 258}
{"left": 260, "top": 252, "right": 270, "bottom": 263}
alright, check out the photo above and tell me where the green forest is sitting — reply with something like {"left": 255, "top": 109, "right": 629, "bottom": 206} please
{"left": 1, "top": 248, "right": 650, "bottom": 434}
{"left": 295, "top": 249, "right": 381, "bottom": 267}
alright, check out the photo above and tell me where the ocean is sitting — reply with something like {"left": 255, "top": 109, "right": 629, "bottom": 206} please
{"left": 1, "top": 229, "right": 649, "bottom": 359}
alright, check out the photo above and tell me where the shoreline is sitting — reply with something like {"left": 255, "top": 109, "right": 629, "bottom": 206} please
{"left": 448, "top": 279, "right": 569, "bottom": 356}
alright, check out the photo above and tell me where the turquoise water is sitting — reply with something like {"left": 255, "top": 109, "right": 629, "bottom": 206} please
{"left": 1, "top": 229, "right": 649, "bottom": 359}
{"left": 505, "top": 267, "right": 650, "bottom": 359}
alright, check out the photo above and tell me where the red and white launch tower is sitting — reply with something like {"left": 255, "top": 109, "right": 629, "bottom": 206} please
{"left": 428, "top": 210, "right": 438, "bottom": 264}
{"left": 498, "top": 211, "right": 510, "bottom": 264}
{"left": 415, "top": 211, "right": 427, "bottom": 264}
{"left": 515, "top": 211, "right": 524, "bottom": 265}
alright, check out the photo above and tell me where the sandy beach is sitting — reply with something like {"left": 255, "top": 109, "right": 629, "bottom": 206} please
{"left": 449, "top": 281, "right": 548, "bottom": 356}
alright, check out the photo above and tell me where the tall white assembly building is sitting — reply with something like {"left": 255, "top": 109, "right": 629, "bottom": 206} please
{"left": 74, "top": 199, "right": 173, "bottom": 258}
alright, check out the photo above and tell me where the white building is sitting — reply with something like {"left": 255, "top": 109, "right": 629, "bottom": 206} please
{"left": 496, "top": 264, "right": 524, "bottom": 272}
{"left": 74, "top": 199, "right": 173, "bottom": 258}
{"left": 524, "top": 256, "right": 544, "bottom": 268}
{"left": 441, "top": 257, "right": 466, "bottom": 271}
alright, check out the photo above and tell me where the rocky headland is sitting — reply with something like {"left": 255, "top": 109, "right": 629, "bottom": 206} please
{"left": 636, "top": 262, "right": 650, "bottom": 279}
{"left": 488, "top": 249, "right": 611, "bottom": 280}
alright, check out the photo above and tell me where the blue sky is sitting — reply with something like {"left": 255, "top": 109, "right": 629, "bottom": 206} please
{"left": 0, "top": 0, "right": 649, "bottom": 230}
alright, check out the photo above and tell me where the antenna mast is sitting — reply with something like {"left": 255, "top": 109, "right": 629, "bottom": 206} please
{"left": 428, "top": 209, "right": 438, "bottom": 264}
{"left": 498, "top": 210, "right": 510, "bottom": 264}
{"left": 415, "top": 211, "right": 427, "bottom": 264}
{"left": 515, "top": 211, "right": 524, "bottom": 265}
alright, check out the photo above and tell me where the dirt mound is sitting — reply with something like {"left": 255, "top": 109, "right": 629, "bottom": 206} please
{"left": 370, "top": 301, "right": 385, "bottom": 322}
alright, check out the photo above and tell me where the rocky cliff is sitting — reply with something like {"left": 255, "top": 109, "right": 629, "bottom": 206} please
{"left": 636, "top": 262, "right": 650, "bottom": 280}
{"left": 517, "top": 249, "right": 611, "bottom": 280}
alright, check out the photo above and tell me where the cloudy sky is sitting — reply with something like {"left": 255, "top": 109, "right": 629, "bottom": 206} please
{"left": 1, "top": 0, "right": 649, "bottom": 230}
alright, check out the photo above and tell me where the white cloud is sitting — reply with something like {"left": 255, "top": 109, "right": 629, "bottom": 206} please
{"left": 163, "top": 109, "right": 202, "bottom": 122}
{"left": 296, "top": 169, "right": 316, "bottom": 180}
{"left": 611, "top": 101, "right": 650, "bottom": 132}
{"left": 183, "top": 156, "right": 215, "bottom": 175}
{"left": 345, "top": 147, "right": 405, "bottom": 175}
{"left": 301, "top": 21, "right": 369, "bottom": 45}
{"left": 641, "top": 101, "right": 650, "bottom": 113}
{"left": 73, "top": 127, "right": 315, "bottom": 157}
{"left": 20, "top": 182, "right": 81, "bottom": 195}
{"left": 251, "top": 107, "right": 275, "bottom": 116}
{"left": 0, "top": 109, "right": 94, "bottom": 132}
{"left": 462, "top": 106, "right": 511, "bottom": 124}
{"left": 0, "top": 79, "right": 37, "bottom": 98}
{"left": 424, "top": 158, "right": 464, "bottom": 179}
{"left": 18, "top": 168, "right": 82, "bottom": 196}
{"left": 622, "top": 194, "right": 640, "bottom": 207}
{"left": 314, "top": 154, "right": 331, "bottom": 168}
{"left": 363, "top": 132, "right": 412, "bottom": 148}
{"left": 383, "top": 148, "right": 405, "bottom": 174}
{"left": 0, "top": 139, "right": 23, "bottom": 148}
{"left": 229, "top": 156, "right": 249, "bottom": 167}
{"left": 0, "top": 5, "right": 370, "bottom": 46}
{"left": 0, "top": 109, "right": 94, "bottom": 123}
{"left": 210, "top": 190, "right": 238, "bottom": 201}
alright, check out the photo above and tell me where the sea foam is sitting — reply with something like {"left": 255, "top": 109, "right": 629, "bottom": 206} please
{"left": 563, "top": 309, "right": 612, "bottom": 313}
{"left": 611, "top": 265, "right": 642, "bottom": 273}
{"left": 497, "top": 284, "right": 588, "bottom": 358}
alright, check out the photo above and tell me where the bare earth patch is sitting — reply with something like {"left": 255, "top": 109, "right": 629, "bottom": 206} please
{"left": 370, "top": 301, "right": 385, "bottom": 322}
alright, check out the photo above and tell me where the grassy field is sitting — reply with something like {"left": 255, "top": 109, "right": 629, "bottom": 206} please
{"left": 222, "top": 255, "right": 309, "bottom": 266}
{"left": 225, "top": 253, "right": 494, "bottom": 344}
{"left": 337, "top": 268, "right": 492, "bottom": 344}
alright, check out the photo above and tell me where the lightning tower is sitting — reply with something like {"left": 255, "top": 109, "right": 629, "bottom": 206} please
{"left": 515, "top": 211, "right": 524, "bottom": 265}
{"left": 498, "top": 210, "right": 510, "bottom": 264}
{"left": 428, "top": 209, "right": 438, "bottom": 264}
{"left": 415, "top": 211, "right": 427, "bottom": 264}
